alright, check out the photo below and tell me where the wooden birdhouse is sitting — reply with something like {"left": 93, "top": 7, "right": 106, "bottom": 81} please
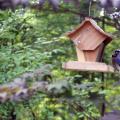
{"left": 67, "top": 18, "right": 112, "bottom": 62}
{"left": 63, "top": 18, "right": 115, "bottom": 73}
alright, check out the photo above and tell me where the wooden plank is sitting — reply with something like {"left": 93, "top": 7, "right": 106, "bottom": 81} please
{"left": 62, "top": 61, "right": 115, "bottom": 73}
{"left": 77, "top": 24, "right": 106, "bottom": 51}
{"left": 70, "top": 22, "right": 106, "bottom": 51}
{"left": 84, "top": 50, "right": 98, "bottom": 62}
{"left": 66, "top": 18, "right": 112, "bottom": 49}
{"left": 96, "top": 43, "right": 105, "bottom": 62}
{"left": 84, "top": 43, "right": 104, "bottom": 62}
{"left": 75, "top": 47, "right": 85, "bottom": 62}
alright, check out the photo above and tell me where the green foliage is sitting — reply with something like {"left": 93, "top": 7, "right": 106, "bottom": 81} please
{"left": 0, "top": 2, "right": 120, "bottom": 120}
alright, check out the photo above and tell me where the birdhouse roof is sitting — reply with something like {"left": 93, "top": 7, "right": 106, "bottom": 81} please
{"left": 66, "top": 18, "right": 112, "bottom": 51}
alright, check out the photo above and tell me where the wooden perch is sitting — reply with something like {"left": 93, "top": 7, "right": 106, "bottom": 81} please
{"left": 62, "top": 61, "right": 115, "bottom": 73}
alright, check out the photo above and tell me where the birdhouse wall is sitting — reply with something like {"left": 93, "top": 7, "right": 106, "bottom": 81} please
{"left": 84, "top": 43, "right": 104, "bottom": 62}
{"left": 69, "top": 22, "right": 107, "bottom": 51}
{"left": 76, "top": 47, "right": 85, "bottom": 62}
{"left": 76, "top": 43, "right": 105, "bottom": 62}
{"left": 96, "top": 43, "right": 105, "bottom": 62}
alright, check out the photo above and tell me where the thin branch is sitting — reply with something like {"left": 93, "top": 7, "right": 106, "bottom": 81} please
{"left": 0, "top": 2, "right": 118, "bottom": 29}
{"left": 29, "top": 4, "right": 119, "bottom": 30}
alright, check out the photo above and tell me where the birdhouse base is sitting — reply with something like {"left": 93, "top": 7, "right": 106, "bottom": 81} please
{"left": 62, "top": 61, "right": 115, "bottom": 73}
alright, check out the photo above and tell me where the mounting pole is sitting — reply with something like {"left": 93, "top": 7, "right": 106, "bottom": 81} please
{"left": 101, "top": 72, "right": 105, "bottom": 116}
{"left": 101, "top": 14, "right": 106, "bottom": 116}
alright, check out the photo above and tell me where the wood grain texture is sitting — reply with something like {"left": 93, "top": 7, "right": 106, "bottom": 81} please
{"left": 67, "top": 18, "right": 112, "bottom": 43}
{"left": 96, "top": 43, "right": 105, "bottom": 62}
{"left": 72, "top": 22, "right": 106, "bottom": 51}
{"left": 76, "top": 47, "right": 85, "bottom": 62}
{"left": 76, "top": 43, "right": 104, "bottom": 62}
{"left": 62, "top": 61, "right": 115, "bottom": 73}
{"left": 66, "top": 18, "right": 112, "bottom": 51}
{"left": 84, "top": 43, "right": 104, "bottom": 62}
